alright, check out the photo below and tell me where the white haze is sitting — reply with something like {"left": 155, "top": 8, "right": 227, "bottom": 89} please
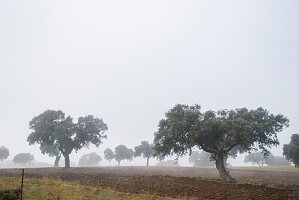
{"left": 0, "top": 0, "right": 298, "bottom": 167}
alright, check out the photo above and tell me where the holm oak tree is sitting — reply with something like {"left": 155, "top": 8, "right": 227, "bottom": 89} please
{"left": 153, "top": 104, "right": 289, "bottom": 182}
{"left": 27, "top": 110, "right": 108, "bottom": 168}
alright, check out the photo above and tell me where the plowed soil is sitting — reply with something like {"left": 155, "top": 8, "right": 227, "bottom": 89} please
{"left": 0, "top": 167, "right": 298, "bottom": 200}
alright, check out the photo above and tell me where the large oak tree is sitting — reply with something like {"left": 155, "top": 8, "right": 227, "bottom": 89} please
{"left": 27, "top": 110, "right": 108, "bottom": 168}
{"left": 153, "top": 104, "right": 289, "bottom": 182}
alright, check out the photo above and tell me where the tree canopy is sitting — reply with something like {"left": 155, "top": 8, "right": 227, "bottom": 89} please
{"left": 13, "top": 153, "right": 34, "bottom": 165}
{"left": 134, "top": 141, "right": 155, "bottom": 166}
{"left": 78, "top": 152, "right": 102, "bottom": 167}
{"left": 27, "top": 110, "right": 108, "bottom": 168}
{"left": 283, "top": 134, "right": 299, "bottom": 167}
{"left": 153, "top": 104, "right": 289, "bottom": 182}
{"left": 0, "top": 146, "right": 9, "bottom": 161}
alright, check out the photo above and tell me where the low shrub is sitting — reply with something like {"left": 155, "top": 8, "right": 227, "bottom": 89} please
{"left": 0, "top": 189, "right": 21, "bottom": 200}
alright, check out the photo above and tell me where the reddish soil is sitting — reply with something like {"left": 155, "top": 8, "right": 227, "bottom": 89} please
{"left": 0, "top": 167, "right": 298, "bottom": 200}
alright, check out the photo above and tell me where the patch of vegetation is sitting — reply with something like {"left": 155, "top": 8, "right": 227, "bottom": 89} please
{"left": 0, "top": 177, "right": 174, "bottom": 200}
{"left": 0, "top": 189, "right": 21, "bottom": 200}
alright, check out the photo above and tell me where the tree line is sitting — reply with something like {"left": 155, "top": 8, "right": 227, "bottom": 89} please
{"left": 1, "top": 105, "right": 298, "bottom": 183}
{"left": 0, "top": 147, "right": 34, "bottom": 165}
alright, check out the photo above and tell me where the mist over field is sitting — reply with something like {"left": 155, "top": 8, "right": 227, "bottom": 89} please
{"left": 0, "top": 0, "right": 298, "bottom": 168}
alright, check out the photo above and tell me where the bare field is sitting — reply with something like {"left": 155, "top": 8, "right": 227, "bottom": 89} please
{"left": 0, "top": 166, "right": 298, "bottom": 200}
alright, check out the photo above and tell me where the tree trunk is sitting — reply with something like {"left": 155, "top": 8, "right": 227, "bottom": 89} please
{"left": 54, "top": 154, "right": 61, "bottom": 167}
{"left": 215, "top": 154, "right": 236, "bottom": 183}
{"left": 146, "top": 158, "right": 149, "bottom": 166}
{"left": 64, "top": 154, "right": 70, "bottom": 168}
{"left": 118, "top": 161, "right": 120, "bottom": 166}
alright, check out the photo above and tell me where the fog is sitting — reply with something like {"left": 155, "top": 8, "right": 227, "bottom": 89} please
{"left": 0, "top": 0, "right": 298, "bottom": 167}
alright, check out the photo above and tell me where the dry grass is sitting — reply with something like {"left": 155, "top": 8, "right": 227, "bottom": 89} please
{"left": 0, "top": 177, "right": 175, "bottom": 200}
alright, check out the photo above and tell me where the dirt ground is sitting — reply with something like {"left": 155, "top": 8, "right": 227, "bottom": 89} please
{"left": 0, "top": 167, "right": 298, "bottom": 200}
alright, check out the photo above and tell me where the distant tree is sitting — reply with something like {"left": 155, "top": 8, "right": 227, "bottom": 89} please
{"left": 13, "top": 153, "right": 34, "bottom": 165}
{"left": 189, "top": 151, "right": 214, "bottom": 167}
{"left": 27, "top": 110, "right": 108, "bottom": 168}
{"left": 265, "top": 154, "right": 290, "bottom": 166}
{"left": 156, "top": 160, "right": 179, "bottom": 167}
{"left": 114, "top": 145, "right": 134, "bottom": 166}
{"left": 0, "top": 146, "right": 9, "bottom": 161}
{"left": 104, "top": 148, "right": 114, "bottom": 162}
{"left": 154, "top": 104, "right": 289, "bottom": 182}
{"left": 283, "top": 134, "right": 299, "bottom": 167}
{"left": 189, "top": 150, "right": 201, "bottom": 166}
{"left": 244, "top": 152, "right": 267, "bottom": 166}
{"left": 40, "top": 143, "right": 61, "bottom": 167}
{"left": 244, "top": 152, "right": 290, "bottom": 166}
{"left": 78, "top": 152, "right": 102, "bottom": 167}
{"left": 134, "top": 141, "right": 155, "bottom": 166}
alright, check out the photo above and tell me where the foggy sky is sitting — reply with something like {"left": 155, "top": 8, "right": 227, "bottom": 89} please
{"left": 0, "top": 0, "right": 298, "bottom": 166}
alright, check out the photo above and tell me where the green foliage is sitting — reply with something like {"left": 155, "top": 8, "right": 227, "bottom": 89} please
{"left": 153, "top": 104, "right": 289, "bottom": 182}
{"left": 134, "top": 141, "right": 155, "bottom": 166}
{"left": 283, "top": 134, "right": 299, "bottom": 167}
{"left": 27, "top": 110, "right": 108, "bottom": 168}
{"left": 13, "top": 153, "right": 34, "bottom": 165}
{"left": 0, "top": 146, "right": 9, "bottom": 161}
{"left": 104, "top": 148, "right": 115, "bottom": 162}
{"left": 40, "top": 143, "right": 61, "bottom": 167}
{"left": 0, "top": 189, "right": 21, "bottom": 200}
{"left": 189, "top": 151, "right": 214, "bottom": 167}
{"left": 114, "top": 145, "right": 134, "bottom": 166}
{"left": 40, "top": 143, "right": 60, "bottom": 158}
{"left": 78, "top": 152, "right": 102, "bottom": 167}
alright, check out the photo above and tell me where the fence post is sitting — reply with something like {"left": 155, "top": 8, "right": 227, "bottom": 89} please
{"left": 20, "top": 168, "right": 24, "bottom": 200}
